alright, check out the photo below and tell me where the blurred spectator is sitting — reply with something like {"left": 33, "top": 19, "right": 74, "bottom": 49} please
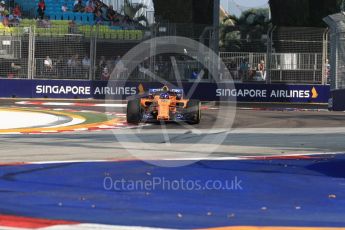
{"left": 11, "top": 62, "right": 22, "bottom": 77}
{"left": 73, "top": 0, "right": 85, "bottom": 12}
{"left": 2, "top": 14, "right": 9, "bottom": 26}
{"left": 101, "top": 67, "right": 110, "bottom": 80}
{"left": 11, "top": 62, "right": 22, "bottom": 71}
{"left": 67, "top": 55, "right": 74, "bottom": 73}
{"left": 256, "top": 60, "right": 266, "bottom": 81}
{"left": 94, "top": 9, "right": 103, "bottom": 24}
{"left": 0, "top": 0, "right": 9, "bottom": 24}
{"left": 190, "top": 70, "right": 198, "bottom": 80}
{"left": 12, "top": 3, "right": 21, "bottom": 19}
{"left": 121, "top": 15, "right": 133, "bottom": 27}
{"left": 44, "top": 56, "right": 53, "bottom": 69}
{"left": 100, "top": 6, "right": 108, "bottom": 19}
{"left": 37, "top": 17, "right": 51, "bottom": 28}
{"left": 96, "top": 56, "right": 106, "bottom": 79}
{"left": 44, "top": 56, "right": 53, "bottom": 75}
{"left": 0, "top": 1, "right": 6, "bottom": 15}
{"left": 86, "top": 0, "right": 95, "bottom": 7}
{"left": 61, "top": 3, "right": 68, "bottom": 12}
{"left": 82, "top": 55, "right": 90, "bottom": 78}
{"left": 37, "top": 0, "right": 46, "bottom": 20}
{"left": 325, "top": 58, "right": 331, "bottom": 84}
{"left": 84, "top": 0, "right": 94, "bottom": 13}
{"left": 74, "top": 54, "right": 82, "bottom": 77}
{"left": 227, "top": 59, "right": 239, "bottom": 80}
{"left": 98, "top": 56, "right": 106, "bottom": 70}
{"left": 239, "top": 59, "right": 249, "bottom": 81}
{"left": 68, "top": 20, "right": 77, "bottom": 33}
{"left": 106, "top": 5, "right": 119, "bottom": 22}
{"left": 8, "top": 14, "right": 20, "bottom": 26}
{"left": 56, "top": 55, "right": 65, "bottom": 77}
{"left": 67, "top": 55, "right": 77, "bottom": 76}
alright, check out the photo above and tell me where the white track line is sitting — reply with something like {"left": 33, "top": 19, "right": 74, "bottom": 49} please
{"left": 3, "top": 152, "right": 340, "bottom": 165}
{"left": 43, "top": 102, "right": 74, "bottom": 106}
{"left": 0, "top": 111, "right": 60, "bottom": 129}
{"left": 0, "top": 224, "right": 173, "bottom": 230}
{"left": 94, "top": 104, "right": 127, "bottom": 108}
{"left": 230, "top": 127, "right": 345, "bottom": 134}
{"left": 50, "top": 118, "right": 85, "bottom": 128}
{"left": 16, "top": 101, "right": 126, "bottom": 108}
{"left": 42, "top": 224, "right": 173, "bottom": 230}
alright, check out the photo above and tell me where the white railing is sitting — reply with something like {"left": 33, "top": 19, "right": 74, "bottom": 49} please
{"left": 220, "top": 52, "right": 324, "bottom": 83}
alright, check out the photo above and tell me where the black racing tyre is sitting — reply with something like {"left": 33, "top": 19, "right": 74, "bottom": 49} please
{"left": 127, "top": 99, "right": 142, "bottom": 124}
{"left": 186, "top": 99, "right": 201, "bottom": 124}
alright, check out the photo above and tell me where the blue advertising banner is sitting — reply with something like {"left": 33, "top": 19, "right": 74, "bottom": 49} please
{"left": 0, "top": 79, "right": 33, "bottom": 98}
{"left": 0, "top": 79, "right": 330, "bottom": 103}
{"left": 329, "top": 89, "right": 345, "bottom": 111}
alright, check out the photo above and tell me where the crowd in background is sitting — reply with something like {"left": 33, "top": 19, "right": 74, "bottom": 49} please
{"left": 0, "top": 1, "right": 266, "bottom": 82}
{"left": 77, "top": 0, "right": 135, "bottom": 26}
{"left": 0, "top": 0, "right": 138, "bottom": 80}
{"left": 7, "top": 51, "right": 270, "bottom": 82}
{"left": 42, "top": 54, "right": 91, "bottom": 79}
{"left": 0, "top": 0, "right": 22, "bottom": 27}
{"left": 225, "top": 59, "right": 266, "bottom": 82}
{"left": 40, "top": 54, "right": 126, "bottom": 80}
{"left": 62, "top": 0, "right": 137, "bottom": 26}
{"left": 1, "top": 0, "right": 136, "bottom": 28}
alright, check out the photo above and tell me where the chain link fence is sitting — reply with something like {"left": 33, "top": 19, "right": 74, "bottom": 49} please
{"left": 220, "top": 52, "right": 266, "bottom": 82}
{"left": 0, "top": 23, "right": 330, "bottom": 84}
{"left": 0, "top": 22, "right": 145, "bottom": 80}
{"left": 221, "top": 27, "right": 329, "bottom": 84}
{"left": 324, "top": 13, "right": 345, "bottom": 91}
{"left": 0, "top": 27, "right": 29, "bottom": 79}
{"left": 267, "top": 27, "right": 328, "bottom": 84}
{"left": 330, "top": 31, "right": 345, "bottom": 90}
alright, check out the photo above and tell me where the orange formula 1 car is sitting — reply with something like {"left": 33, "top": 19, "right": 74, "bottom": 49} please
{"left": 126, "top": 86, "right": 201, "bottom": 124}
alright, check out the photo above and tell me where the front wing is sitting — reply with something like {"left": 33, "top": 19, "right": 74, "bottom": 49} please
{"left": 141, "top": 111, "right": 196, "bottom": 123}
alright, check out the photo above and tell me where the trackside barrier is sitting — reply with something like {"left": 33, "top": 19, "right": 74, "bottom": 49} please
{"left": 0, "top": 79, "right": 329, "bottom": 103}
{"left": 324, "top": 13, "right": 345, "bottom": 111}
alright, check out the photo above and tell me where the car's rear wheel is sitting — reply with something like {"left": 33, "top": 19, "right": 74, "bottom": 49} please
{"left": 186, "top": 99, "right": 201, "bottom": 124}
{"left": 127, "top": 99, "right": 142, "bottom": 124}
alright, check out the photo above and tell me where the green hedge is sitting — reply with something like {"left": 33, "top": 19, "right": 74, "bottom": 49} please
{"left": 0, "top": 19, "right": 144, "bottom": 40}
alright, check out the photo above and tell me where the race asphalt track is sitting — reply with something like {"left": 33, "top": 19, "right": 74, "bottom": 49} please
{"left": 1, "top": 99, "right": 345, "bottom": 229}
{"left": 1, "top": 99, "right": 345, "bottom": 163}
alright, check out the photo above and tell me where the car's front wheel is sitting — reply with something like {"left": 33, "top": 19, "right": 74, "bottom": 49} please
{"left": 127, "top": 99, "right": 142, "bottom": 124}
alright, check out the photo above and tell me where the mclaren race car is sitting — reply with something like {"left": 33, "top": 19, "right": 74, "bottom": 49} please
{"left": 126, "top": 86, "right": 201, "bottom": 124}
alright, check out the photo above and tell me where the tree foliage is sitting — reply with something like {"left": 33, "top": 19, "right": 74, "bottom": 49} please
{"left": 123, "top": 0, "right": 148, "bottom": 25}
{"left": 220, "top": 8, "right": 271, "bottom": 51}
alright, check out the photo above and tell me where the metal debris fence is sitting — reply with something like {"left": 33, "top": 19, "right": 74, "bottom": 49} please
{"left": 0, "top": 24, "right": 330, "bottom": 84}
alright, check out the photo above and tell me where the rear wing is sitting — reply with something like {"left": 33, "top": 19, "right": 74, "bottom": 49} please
{"left": 149, "top": 88, "right": 184, "bottom": 97}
